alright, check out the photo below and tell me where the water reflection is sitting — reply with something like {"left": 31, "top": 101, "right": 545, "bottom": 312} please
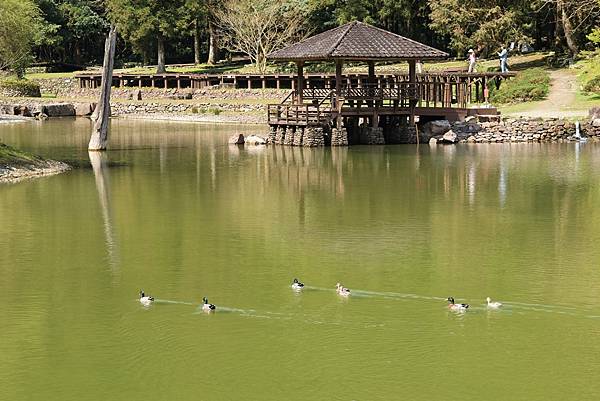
{"left": 88, "top": 151, "right": 119, "bottom": 272}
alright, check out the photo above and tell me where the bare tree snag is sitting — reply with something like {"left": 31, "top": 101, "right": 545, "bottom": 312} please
{"left": 89, "top": 25, "right": 117, "bottom": 151}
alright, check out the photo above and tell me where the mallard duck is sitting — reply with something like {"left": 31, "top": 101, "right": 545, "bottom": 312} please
{"left": 447, "top": 297, "right": 469, "bottom": 311}
{"left": 291, "top": 278, "right": 304, "bottom": 290}
{"left": 486, "top": 297, "right": 502, "bottom": 308}
{"left": 336, "top": 283, "right": 350, "bottom": 296}
{"left": 202, "top": 297, "right": 216, "bottom": 312}
{"left": 139, "top": 290, "right": 154, "bottom": 306}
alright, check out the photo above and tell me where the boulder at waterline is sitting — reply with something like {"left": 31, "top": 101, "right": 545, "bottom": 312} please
{"left": 439, "top": 130, "right": 458, "bottom": 144}
{"left": 245, "top": 135, "right": 268, "bottom": 145}
{"left": 228, "top": 133, "right": 245, "bottom": 145}
{"left": 43, "top": 104, "right": 75, "bottom": 117}
{"left": 420, "top": 120, "right": 451, "bottom": 142}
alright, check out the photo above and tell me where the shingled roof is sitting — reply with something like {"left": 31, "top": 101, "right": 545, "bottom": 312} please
{"left": 269, "top": 21, "right": 448, "bottom": 62}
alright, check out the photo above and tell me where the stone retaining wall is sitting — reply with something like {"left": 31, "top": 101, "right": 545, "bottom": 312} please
{"left": 422, "top": 117, "right": 600, "bottom": 144}
{"left": 455, "top": 118, "right": 600, "bottom": 143}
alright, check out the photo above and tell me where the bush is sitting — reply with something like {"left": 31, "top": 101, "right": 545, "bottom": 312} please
{"left": 489, "top": 67, "right": 550, "bottom": 104}
{"left": 0, "top": 78, "right": 41, "bottom": 97}
{"left": 583, "top": 76, "right": 600, "bottom": 94}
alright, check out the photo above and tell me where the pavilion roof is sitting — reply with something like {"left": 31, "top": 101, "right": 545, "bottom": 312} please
{"left": 268, "top": 21, "right": 448, "bottom": 62}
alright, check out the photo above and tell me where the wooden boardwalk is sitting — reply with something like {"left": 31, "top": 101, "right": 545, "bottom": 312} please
{"left": 74, "top": 71, "right": 515, "bottom": 92}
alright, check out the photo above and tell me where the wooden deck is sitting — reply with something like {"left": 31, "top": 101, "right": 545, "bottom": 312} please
{"left": 267, "top": 73, "right": 511, "bottom": 126}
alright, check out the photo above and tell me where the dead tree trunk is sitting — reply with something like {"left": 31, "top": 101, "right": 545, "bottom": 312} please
{"left": 89, "top": 25, "right": 117, "bottom": 151}
{"left": 157, "top": 35, "right": 166, "bottom": 73}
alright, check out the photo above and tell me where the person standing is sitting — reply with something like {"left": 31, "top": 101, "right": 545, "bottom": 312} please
{"left": 498, "top": 46, "right": 509, "bottom": 73}
{"left": 467, "top": 49, "right": 477, "bottom": 73}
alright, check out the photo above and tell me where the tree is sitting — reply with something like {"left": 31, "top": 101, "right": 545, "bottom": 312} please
{"left": 428, "top": 0, "right": 530, "bottom": 57}
{"left": 0, "top": 0, "right": 46, "bottom": 76}
{"left": 108, "top": 0, "right": 186, "bottom": 73}
{"left": 214, "top": 0, "right": 307, "bottom": 72}
{"left": 89, "top": 25, "right": 117, "bottom": 151}
{"left": 538, "top": 0, "right": 600, "bottom": 55}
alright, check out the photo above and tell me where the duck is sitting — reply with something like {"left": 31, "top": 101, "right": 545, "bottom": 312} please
{"left": 447, "top": 297, "right": 469, "bottom": 311}
{"left": 486, "top": 297, "right": 502, "bottom": 308}
{"left": 336, "top": 283, "right": 351, "bottom": 296}
{"left": 139, "top": 290, "right": 154, "bottom": 306}
{"left": 291, "top": 278, "right": 305, "bottom": 290}
{"left": 202, "top": 297, "right": 216, "bottom": 312}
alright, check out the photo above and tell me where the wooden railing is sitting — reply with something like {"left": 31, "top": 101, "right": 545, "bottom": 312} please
{"left": 267, "top": 104, "right": 332, "bottom": 126}
{"left": 268, "top": 80, "right": 485, "bottom": 125}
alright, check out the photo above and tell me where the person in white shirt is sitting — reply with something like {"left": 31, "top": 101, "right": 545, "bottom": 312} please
{"left": 467, "top": 49, "right": 477, "bottom": 73}
{"left": 498, "top": 46, "right": 509, "bottom": 73}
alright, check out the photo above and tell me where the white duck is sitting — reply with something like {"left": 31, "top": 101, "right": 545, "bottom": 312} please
{"left": 291, "top": 278, "right": 305, "bottom": 290}
{"left": 447, "top": 297, "right": 469, "bottom": 311}
{"left": 336, "top": 283, "right": 350, "bottom": 297}
{"left": 139, "top": 290, "right": 154, "bottom": 306}
{"left": 486, "top": 297, "right": 502, "bottom": 308}
{"left": 202, "top": 297, "right": 216, "bottom": 312}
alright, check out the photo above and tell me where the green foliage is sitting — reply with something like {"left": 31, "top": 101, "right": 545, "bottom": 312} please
{"left": 0, "top": 0, "right": 46, "bottom": 75}
{"left": 584, "top": 76, "right": 600, "bottom": 94}
{"left": 588, "top": 28, "right": 600, "bottom": 45}
{"left": 0, "top": 78, "right": 42, "bottom": 97}
{"left": 34, "top": 1, "right": 108, "bottom": 65}
{"left": 428, "top": 0, "right": 531, "bottom": 58}
{"left": 107, "top": 0, "right": 186, "bottom": 57}
{"left": 0, "top": 143, "right": 41, "bottom": 166}
{"left": 489, "top": 68, "right": 550, "bottom": 104}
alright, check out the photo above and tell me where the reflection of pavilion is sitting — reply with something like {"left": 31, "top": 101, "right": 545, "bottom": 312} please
{"left": 267, "top": 21, "right": 513, "bottom": 146}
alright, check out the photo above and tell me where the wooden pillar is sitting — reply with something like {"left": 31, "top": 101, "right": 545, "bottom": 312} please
{"left": 262, "top": 77, "right": 266, "bottom": 89}
{"left": 247, "top": 78, "right": 251, "bottom": 89}
{"left": 296, "top": 61, "right": 304, "bottom": 104}
{"left": 164, "top": 77, "right": 168, "bottom": 89}
{"left": 368, "top": 61, "right": 375, "bottom": 86}
{"left": 335, "top": 60, "right": 343, "bottom": 129}
{"left": 408, "top": 60, "right": 417, "bottom": 125}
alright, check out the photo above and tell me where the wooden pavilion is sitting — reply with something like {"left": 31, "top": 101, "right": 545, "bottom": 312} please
{"left": 266, "top": 21, "right": 500, "bottom": 145}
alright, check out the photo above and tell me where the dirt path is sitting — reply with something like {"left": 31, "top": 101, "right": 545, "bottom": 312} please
{"left": 505, "top": 69, "right": 587, "bottom": 118}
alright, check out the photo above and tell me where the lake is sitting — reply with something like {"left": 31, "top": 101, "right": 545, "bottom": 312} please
{"left": 1, "top": 118, "right": 600, "bottom": 401}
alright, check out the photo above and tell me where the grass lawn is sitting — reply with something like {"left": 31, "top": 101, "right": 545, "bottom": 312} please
{"left": 0, "top": 143, "right": 42, "bottom": 167}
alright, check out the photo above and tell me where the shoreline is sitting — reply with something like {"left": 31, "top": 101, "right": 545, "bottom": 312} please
{"left": 0, "top": 159, "right": 71, "bottom": 184}
{"left": 0, "top": 143, "right": 71, "bottom": 184}
{"left": 114, "top": 112, "right": 266, "bottom": 125}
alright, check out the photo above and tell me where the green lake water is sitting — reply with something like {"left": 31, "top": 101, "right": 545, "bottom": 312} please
{"left": 1, "top": 118, "right": 600, "bottom": 401}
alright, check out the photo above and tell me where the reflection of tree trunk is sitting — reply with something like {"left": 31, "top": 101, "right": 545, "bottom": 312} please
{"left": 207, "top": 20, "right": 219, "bottom": 65}
{"left": 89, "top": 25, "right": 117, "bottom": 151}
{"left": 558, "top": 0, "right": 578, "bottom": 56}
{"left": 157, "top": 34, "right": 166, "bottom": 73}
{"left": 194, "top": 19, "right": 201, "bottom": 65}
{"left": 89, "top": 151, "right": 118, "bottom": 270}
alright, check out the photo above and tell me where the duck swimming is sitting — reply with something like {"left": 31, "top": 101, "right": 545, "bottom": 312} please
{"left": 486, "top": 297, "right": 502, "bottom": 308}
{"left": 139, "top": 290, "right": 154, "bottom": 306}
{"left": 291, "top": 278, "right": 305, "bottom": 290}
{"left": 447, "top": 297, "right": 469, "bottom": 311}
{"left": 336, "top": 283, "right": 350, "bottom": 296}
{"left": 202, "top": 297, "right": 216, "bottom": 312}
